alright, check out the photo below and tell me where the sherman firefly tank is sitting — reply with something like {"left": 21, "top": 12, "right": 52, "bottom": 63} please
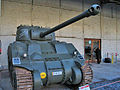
{"left": 8, "top": 4, "right": 100, "bottom": 90}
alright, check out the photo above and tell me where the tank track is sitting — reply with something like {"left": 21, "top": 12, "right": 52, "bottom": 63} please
{"left": 80, "top": 64, "right": 93, "bottom": 85}
{"left": 15, "top": 67, "right": 33, "bottom": 90}
{"left": 14, "top": 65, "right": 93, "bottom": 90}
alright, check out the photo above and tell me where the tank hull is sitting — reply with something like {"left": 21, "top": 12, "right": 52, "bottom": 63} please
{"left": 8, "top": 41, "right": 93, "bottom": 90}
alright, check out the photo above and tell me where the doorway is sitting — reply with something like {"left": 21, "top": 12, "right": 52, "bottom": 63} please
{"left": 84, "top": 39, "right": 101, "bottom": 63}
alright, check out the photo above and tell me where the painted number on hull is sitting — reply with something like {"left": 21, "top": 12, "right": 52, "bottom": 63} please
{"left": 52, "top": 71, "right": 62, "bottom": 76}
{"left": 12, "top": 57, "right": 21, "bottom": 65}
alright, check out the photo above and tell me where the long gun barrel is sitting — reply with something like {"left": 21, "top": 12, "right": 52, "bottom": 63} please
{"left": 40, "top": 4, "right": 101, "bottom": 38}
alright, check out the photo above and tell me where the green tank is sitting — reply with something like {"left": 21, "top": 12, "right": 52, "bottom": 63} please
{"left": 8, "top": 4, "right": 100, "bottom": 90}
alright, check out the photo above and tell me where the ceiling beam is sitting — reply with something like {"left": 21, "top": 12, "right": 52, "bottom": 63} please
{"left": 101, "top": 0, "right": 120, "bottom": 4}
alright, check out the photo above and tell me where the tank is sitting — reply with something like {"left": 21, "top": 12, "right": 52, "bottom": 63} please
{"left": 8, "top": 4, "right": 100, "bottom": 90}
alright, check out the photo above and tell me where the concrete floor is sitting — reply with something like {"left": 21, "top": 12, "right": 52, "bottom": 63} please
{"left": 91, "top": 62, "right": 120, "bottom": 83}
{"left": 0, "top": 62, "right": 120, "bottom": 90}
{"left": 0, "top": 70, "right": 13, "bottom": 90}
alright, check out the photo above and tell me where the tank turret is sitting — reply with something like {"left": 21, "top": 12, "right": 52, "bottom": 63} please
{"left": 16, "top": 4, "right": 100, "bottom": 41}
{"left": 8, "top": 4, "right": 101, "bottom": 90}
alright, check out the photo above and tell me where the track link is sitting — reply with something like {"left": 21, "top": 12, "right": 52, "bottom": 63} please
{"left": 15, "top": 67, "right": 33, "bottom": 90}
{"left": 81, "top": 64, "right": 93, "bottom": 85}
